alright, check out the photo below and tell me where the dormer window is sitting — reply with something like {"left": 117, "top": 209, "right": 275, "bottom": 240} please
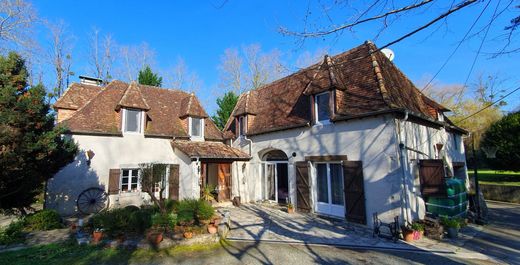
{"left": 238, "top": 116, "right": 246, "bottom": 137}
{"left": 189, "top": 117, "right": 204, "bottom": 140}
{"left": 314, "top": 92, "right": 331, "bottom": 124}
{"left": 123, "top": 108, "right": 143, "bottom": 133}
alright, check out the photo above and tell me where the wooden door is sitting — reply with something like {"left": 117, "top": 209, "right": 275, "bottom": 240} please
{"left": 343, "top": 161, "right": 366, "bottom": 225}
{"left": 419, "top": 159, "right": 446, "bottom": 196}
{"left": 217, "top": 163, "right": 231, "bottom": 201}
{"left": 168, "top": 164, "right": 180, "bottom": 200}
{"left": 295, "top": 161, "right": 311, "bottom": 212}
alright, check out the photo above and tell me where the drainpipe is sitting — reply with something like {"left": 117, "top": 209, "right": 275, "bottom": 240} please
{"left": 195, "top": 157, "right": 201, "bottom": 197}
{"left": 397, "top": 110, "right": 412, "bottom": 225}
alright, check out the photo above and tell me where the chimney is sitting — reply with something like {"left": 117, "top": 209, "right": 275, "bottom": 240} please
{"left": 79, "top": 75, "right": 103, "bottom": 86}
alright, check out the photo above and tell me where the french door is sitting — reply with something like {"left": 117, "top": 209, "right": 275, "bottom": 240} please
{"left": 262, "top": 162, "right": 289, "bottom": 204}
{"left": 315, "top": 163, "right": 345, "bottom": 217}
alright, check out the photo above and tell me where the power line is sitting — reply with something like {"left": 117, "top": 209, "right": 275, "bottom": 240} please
{"left": 458, "top": 85, "right": 520, "bottom": 122}
{"left": 421, "top": 0, "right": 492, "bottom": 92}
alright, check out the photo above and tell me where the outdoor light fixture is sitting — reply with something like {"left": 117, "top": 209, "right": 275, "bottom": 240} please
{"left": 86, "top": 150, "right": 95, "bottom": 166}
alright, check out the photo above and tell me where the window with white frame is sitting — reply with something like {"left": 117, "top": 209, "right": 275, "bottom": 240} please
{"left": 123, "top": 108, "right": 143, "bottom": 133}
{"left": 189, "top": 117, "right": 204, "bottom": 139}
{"left": 453, "top": 133, "right": 460, "bottom": 151}
{"left": 238, "top": 116, "right": 245, "bottom": 136}
{"left": 314, "top": 92, "right": 331, "bottom": 124}
{"left": 120, "top": 169, "right": 139, "bottom": 192}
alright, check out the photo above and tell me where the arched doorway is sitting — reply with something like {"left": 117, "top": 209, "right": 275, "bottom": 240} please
{"left": 260, "top": 149, "right": 289, "bottom": 204}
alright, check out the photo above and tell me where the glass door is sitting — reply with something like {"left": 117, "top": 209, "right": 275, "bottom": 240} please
{"left": 315, "top": 163, "right": 345, "bottom": 217}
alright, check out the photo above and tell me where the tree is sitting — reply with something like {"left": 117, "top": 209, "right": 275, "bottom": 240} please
{"left": 138, "top": 65, "right": 162, "bottom": 87}
{"left": 118, "top": 42, "right": 155, "bottom": 82}
{"left": 211, "top": 91, "right": 239, "bottom": 130}
{"left": 87, "top": 28, "right": 115, "bottom": 83}
{"left": 164, "top": 57, "right": 202, "bottom": 92}
{"left": 0, "top": 52, "right": 77, "bottom": 213}
{"left": 138, "top": 163, "right": 168, "bottom": 213}
{"left": 45, "top": 20, "right": 74, "bottom": 100}
{"left": 480, "top": 111, "right": 520, "bottom": 171}
{"left": 0, "top": 0, "right": 38, "bottom": 53}
{"left": 218, "top": 44, "right": 285, "bottom": 93}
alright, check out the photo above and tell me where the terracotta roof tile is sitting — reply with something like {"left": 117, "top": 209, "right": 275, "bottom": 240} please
{"left": 59, "top": 80, "right": 222, "bottom": 140}
{"left": 171, "top": 140, "right": 250, "bottom": 160}
{"left": 225, "top": 41, "right": 461, "bottom": 136}
{"left": 179, "top": 93, "right": 209, "bottom": 118}
{"left": 117, "top": 81, "right": 150, "bottom": 110}
{"left": 53, "top": 83, "right": 102, "bottom": 110}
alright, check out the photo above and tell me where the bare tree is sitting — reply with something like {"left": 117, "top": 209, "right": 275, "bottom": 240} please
{"left": 295, "top": 47, "right": 329, "bottom": 69}
{"left": 46, "top": 20, "right": 74, "bottom": 100}
{"left": 0, "top": 0, "right": 38, "bottom": 53}
{"left": 116, "top": 42, "right": 155, "bottom": 82}
{"left": 218, "top": 44, "right": 286, "bottom": 93}
{"left": 164, "top": 57, "right": 202, "bottom": 92}
{"left": 87, "top": 28, "right": 115, "bottom": 83}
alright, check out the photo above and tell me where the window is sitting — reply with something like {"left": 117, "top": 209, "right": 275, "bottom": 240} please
{"left": 314, "top": 92, "right": 331, "bottom": 124}
{"left": 121, "top": 169, "right": 139, "bottom": 192}
{"left": 189, "top": 117, "right": 204, "bottom": 139}
{"left": 123, "top": 109, "right": 142, "bottom": 133}
{"left": 453, "top": 134, "right": 460, "bottom": 151}
{"left": 316, "top": 163, "right": 344, "bottom": 205}
{"left": 238, "top": 116, "right": 246, "bottom": 136}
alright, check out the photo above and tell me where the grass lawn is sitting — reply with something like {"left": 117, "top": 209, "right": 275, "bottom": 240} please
{"left": 469, "top": 169, "right": 520, "bottom": 186}
{"left": 0, "top": 240, "right": 222, "bottom": 265}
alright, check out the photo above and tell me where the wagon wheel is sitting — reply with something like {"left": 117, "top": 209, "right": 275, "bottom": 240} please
{"left": 77, "top": 187, "right": 109, "bottom": 214}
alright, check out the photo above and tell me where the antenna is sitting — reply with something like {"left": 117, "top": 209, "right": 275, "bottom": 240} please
{"left": 381, "top": 48, "right": 395, "bottom": 61}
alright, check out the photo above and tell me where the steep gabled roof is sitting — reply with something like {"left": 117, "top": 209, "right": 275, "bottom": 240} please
{"left": 179, "top": 93, "right": 209, "bottom": 118}
{"left": 59, "top": 80, "right": 223, "bottom": 140}
{"left": 224, "top": 41, "right": 463, "bottom": 137}
{"left": 53, "top": 83, "right": 102, "bottom": 110}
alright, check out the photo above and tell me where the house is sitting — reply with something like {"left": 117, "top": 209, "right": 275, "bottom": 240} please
{"left": 223, "top": 41, "right": 469, "bottom": 226}
{"left": 48, "top": 78, "right": 249, "bottom": 215}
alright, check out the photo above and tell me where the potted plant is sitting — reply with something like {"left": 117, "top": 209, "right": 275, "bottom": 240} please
{"left": 441, "top": 217, "right": 461, "bottom": 239}
{"left": 183, "top": 226, "right": 193, "bottom": 239}
{"left": 148, "top": 212, "right": 176, "bottom": 245}
{"left": 92, "top": 228, "right": 104, "bottom": 243}
{"left": 201, "top": 185, "right": 216, "bottom": 202}
{"left": 411, "top": 222, "right": 425, "bottom": 240}
{"left": 401, "top": 226, "right": 415, "bottom": 242}
{"left": 207, "top": 224, "right": 218, "bottom": 234}
{"left": 287, "top": 203, "right": 295, "bottom": 214}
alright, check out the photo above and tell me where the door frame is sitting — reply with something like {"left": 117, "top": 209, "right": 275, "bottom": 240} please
{"left": 260, "top": 161, "right": 289, "bottom": 203}
{"left": 312, "top": 162, "right": 345, "bottom": 217}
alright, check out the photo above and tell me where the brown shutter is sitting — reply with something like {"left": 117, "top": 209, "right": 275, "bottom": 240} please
{"left": 168, "top": 164, "right": 180, "bottom": 200}
{"left": 419, "top": 159, "right": 447, "bottom": 196}
{"left": 343, "top": 161, "right": 367, "bottom": 225}
{"left": 108, "top": 169, "right": 120, "bottom": 195}
{"left": 295, "top": 161, "right": 311, "bottom": 212}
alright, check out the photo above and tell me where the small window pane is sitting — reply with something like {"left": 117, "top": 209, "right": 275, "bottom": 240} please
{"left": 330, "top": 164, "right": 344, "bottom": 205}
{"left": 317, "top": 164, "right": 329, "bottom": 203}
{"left": 316, "top": 93, "right": 330, "bottom": 122}
{"left": 131, "top": 170, "right": 138, "bottom": 177}
{"left": 131, "top": 184, "right": 137, "bottom": 190}
{"left": 122, "top": 170, "right": 129, "bottom": 177}
{"left": 122, "top": 177, "right": 128, "bottom": 184}
{"left": 191, "top": 118, "right": 202, "bottom": 137}
{"left": 239, "top": 116, "right": 245, "bottom": 136}
{"left": 125, "top": 109, "right": 141, "bottom": 132}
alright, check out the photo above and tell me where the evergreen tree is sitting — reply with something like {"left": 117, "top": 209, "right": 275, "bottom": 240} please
{"left": 0, "top": 52, "right": 77, "bottom": 213}
{"left": 138, "top": 65, "right": 162, "bottom": 87}
{"left": 481, "top": 111, "right": 520, "bottom": 172}
{"left": 211, "top": 91, "right": 239, "bottom": 130}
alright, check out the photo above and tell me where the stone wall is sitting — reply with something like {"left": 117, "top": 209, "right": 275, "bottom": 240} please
{"left": 481, "top": 184, "right": 520, "bottom": 203}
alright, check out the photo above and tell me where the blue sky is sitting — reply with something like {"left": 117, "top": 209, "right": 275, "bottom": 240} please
{"left": 33, "top": 0, "right": 520, "bottom": 114}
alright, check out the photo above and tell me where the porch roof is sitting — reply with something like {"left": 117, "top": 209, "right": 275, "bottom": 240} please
{"left": 171, "top": 140, "right": 250, "bottom": 161}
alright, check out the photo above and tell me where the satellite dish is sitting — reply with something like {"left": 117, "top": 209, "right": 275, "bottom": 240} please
{"left": 381, "top": 48, "right": 395, "bottom": 61}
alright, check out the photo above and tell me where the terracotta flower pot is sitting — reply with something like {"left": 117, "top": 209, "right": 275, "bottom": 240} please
{"left": 183, "top": 231, "right": 193, "bottom": 239}
{"left": 92, "top": 231, "right": 103, "bottom": 243}
{"left": 412, "top": 230, "right": 421, "bottom": 240}
{"left": 287, "top": 207, "right": 295, "bottom": 214}
{"left": 147, "top": 232, "right": 163, "bottom": 245}
{"left": 403, "top": 230, "right": 414, "bottom": 242}
{"left": 207, "top": 225, "right": 217, "bottom": 234}
{"left": 212, "top": 217, "right": 221, "bottom": 226}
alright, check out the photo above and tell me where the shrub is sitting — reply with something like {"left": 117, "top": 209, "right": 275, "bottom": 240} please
{"left": 411, "top": 222, "right": 424, "bottom": 232}
{"left": 440, "top": 216, "right": 461, "bottom": 229}
{"left": 25, "top": 210, "right": 62, "bottom": 231}
{"left": 129, "top": 207, "right": 155, "bottom": 233}
{"left": 0, "top": 220, "right": 26, "bottom": 245}
{"left": 151, "top": 212, "right": 177, "bottom": 231}
{"left": 196, "top": 200, "right": 215, "bottom": 221}
{"left": 90, "top": 207, "right": 156, "bottom": 236}
{"left": 175, "top": 199, "right": 199, "bottom": 224}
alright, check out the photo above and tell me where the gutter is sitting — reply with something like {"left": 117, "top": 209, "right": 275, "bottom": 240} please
{"left": 396, "top": 110, "right": 413, "bottom": 225}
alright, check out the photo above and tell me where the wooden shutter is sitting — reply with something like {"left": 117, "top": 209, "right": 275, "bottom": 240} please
{"left": 168, "top": 164, "right": 180, "bottom": 200}
{"left": 419, "top": 159, "right": 447, "bottom": 196}
{"left": 295, "top": 161, "right": 311, "bottom": 212}
{"left": 343, "top": 161, "right": 366, "bottom": 225}
{"left": 108, "top": 169, "right": 120, "bottom": 195}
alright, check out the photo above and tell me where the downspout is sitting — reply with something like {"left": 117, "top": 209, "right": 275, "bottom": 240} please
{"left": 397, "top": 110, "right": 412, "bottom": 225}
{"left": 195, "top": 157, "right": 201, "bottom": 197}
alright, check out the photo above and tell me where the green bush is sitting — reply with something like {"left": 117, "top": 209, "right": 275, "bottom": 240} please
{"left": 25, "top": 210, "right": 63, "bottom": 231}
{"left": 90, "top": 206, "right": 156, "bottom": 236}
{"left": 151, "top": 212, "right": 177, "bottom": 231}
{"left": 440, "top": 216, "right": 461, "bottom": 229}
{"left": 411, "top": 222, "right": 424, "bottom": 231}
{"left": 0, "top": 220, "right": 26, "bottom": 245}
{"left": 196, "top": 200, "right": 215, "bottom": 221}
{"left": 175, "top": 199, "right": 199, "bottom": 224}
{"left": 128, "top": 208, "right": 155, "bottom": 233}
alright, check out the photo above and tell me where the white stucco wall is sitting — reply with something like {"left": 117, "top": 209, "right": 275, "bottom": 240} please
{"left": 47, "top": 134, "right": 197, "bottom": 215}
{"left": 231, "top": 115, "right": 404, "bottom": 225}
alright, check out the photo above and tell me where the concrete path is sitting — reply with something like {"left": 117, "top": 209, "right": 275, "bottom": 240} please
{"left": 222, "top": 203, "right": 502, "bottom": 263}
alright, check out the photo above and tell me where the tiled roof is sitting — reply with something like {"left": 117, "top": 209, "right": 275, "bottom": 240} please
{"left": 58, "top": 80, "right": 223, "bottom": 140}
{"left": 53, "top": 83, "right": 102, "bottom": 110}
{"left": 224, "top": 41, "right": 462, "bottom": 136}
{"left": 179, "top": 93, "right": 209, "bottom": 118}
{"left": 171, "top": 140, "right": 250, "bottom": 160}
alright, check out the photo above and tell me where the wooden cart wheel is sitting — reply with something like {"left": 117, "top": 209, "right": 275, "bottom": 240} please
{"left": 76, "top": 187, "right": 109, "bottom": 214}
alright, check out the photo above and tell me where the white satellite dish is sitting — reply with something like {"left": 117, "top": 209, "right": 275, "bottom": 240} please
{"left": 381, "top": 48, "right": 395, "bottom": 61}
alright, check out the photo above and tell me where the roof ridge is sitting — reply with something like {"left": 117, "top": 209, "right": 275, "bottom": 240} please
{"left": 58, "top": 81, "right": 112, "bottom": 123}
{"left": 367, "top": 42, "right": 393, "bottom": 108}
